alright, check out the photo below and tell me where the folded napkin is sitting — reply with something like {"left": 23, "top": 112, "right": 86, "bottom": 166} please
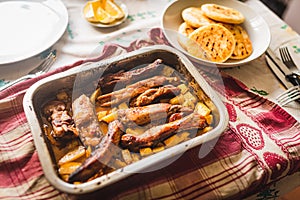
{"left": 0, "top": 28, "right": 299, "bottom": 200}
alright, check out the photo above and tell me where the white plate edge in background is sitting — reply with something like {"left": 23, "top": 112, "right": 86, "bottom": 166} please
{"left": 0, "top": 0, "right": 68, "bottom": 65}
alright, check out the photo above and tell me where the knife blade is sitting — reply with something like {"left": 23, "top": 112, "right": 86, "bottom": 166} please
{"left": 265, "top": 54, "right": 293, "bottom": 89}
{"left": 265, "top": 48, "right": 300, "bottom": 88}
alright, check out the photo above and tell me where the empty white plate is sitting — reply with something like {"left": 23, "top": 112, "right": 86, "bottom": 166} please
{"left": 0, "top": 0, "right": 68, "bottom": 65}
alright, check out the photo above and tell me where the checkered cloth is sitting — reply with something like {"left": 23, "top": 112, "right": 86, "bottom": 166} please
{"left": 1, "top": 28, "right": 299, "bottom": 200}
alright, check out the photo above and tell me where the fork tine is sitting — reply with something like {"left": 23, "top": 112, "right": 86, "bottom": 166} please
{"left": 30, "top": 50, "right": 56, "bottom": 75}
{"left": 279, "top": 47, "right": 289, "bottom": 64}
{"left": 0, "top": 51, "right": 56, "bottom": 92}
{"left": 279, "top": 47, "right": 286, "bottom": 62}
{"left": 277, "top": 89, "right": 299, "bottom": 102}
{"left": 42, "top": 52, "right": 56, "bottom": 73}
{"left": 278, "top": 93, "right": 300, "bottom": 106}
{"left": 279, "top": 46, "right": 297, "bottom": 68}
{"left": 277, "top": 47, "right": 300, "bottom": 106}
{"left": 284, "top": 47, "right": 293, "bottom": 62}
{"left": 277, "top": 85, "right": 299, "bottom": 99}
{"left": 276, "top": 86, "right": 300, "bottom": 106}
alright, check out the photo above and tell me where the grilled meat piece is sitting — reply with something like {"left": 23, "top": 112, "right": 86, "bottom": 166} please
{"left": 43, "top": 100, "right": 65, "bottom": 115}
{"left": 72, "top": 94, "right": 104, "bottom": 148}
{"left": 121, "top": 113, "right": 207, "bottom": 151}
{"left": 43, "top": 100, "right": 77, "bottom": 138}
{"left": 97, "top": 76, "right": 180, "bottom": 107}
{"left": 98, "top": 59, "right": 163, "bottom": 93}
{"left": 116, "top": 103, "right": 192, "bottom": 126}
{"left": 130, "top": 85, "right": 181, "bottom": 107}
{"left": 168, "top": 112, "right": 184, "bottom": 122}
{"left": 68, "top": 120, "right": 123, "bottom": 183}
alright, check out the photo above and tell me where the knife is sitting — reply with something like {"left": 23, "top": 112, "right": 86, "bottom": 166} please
{"left": 265, "top": 47, "right": 300, "bottom": 88}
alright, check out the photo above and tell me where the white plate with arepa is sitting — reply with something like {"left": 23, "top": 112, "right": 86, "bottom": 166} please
{"left": 161, "top": 0, "right": 271, "bottom": 68}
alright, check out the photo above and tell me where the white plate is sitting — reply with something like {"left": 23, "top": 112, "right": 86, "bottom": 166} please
{"left": 0, "top": 0, "right": 68, "bottom": 65}
{"left": 161, "top": 0, "right": 271, "bottom": 68}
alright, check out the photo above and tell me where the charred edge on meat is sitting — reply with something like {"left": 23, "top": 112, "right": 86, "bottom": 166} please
{"left": 97, "top": 59, "right": 163, "bottom": 94}
{"left": 116, "top": 103, "right": 193, "bottom": 127}
{"left": 130, "top": 85, "right": 181, "bottom": 107}
{"left": 68, "top": 120, "right": 124, "bottom": 183}
{"left": 120, "top": 113, "right": 208, "bottom": 152}
{"left": 43, "top": 100, "right": 78, "bottom": 139}
{"left": 97, "top": 75, "right": 181, "bottom": 107}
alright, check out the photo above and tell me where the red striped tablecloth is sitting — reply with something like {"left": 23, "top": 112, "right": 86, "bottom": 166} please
{"left": 1, "top": 28, "right": 299, "bottom": 200}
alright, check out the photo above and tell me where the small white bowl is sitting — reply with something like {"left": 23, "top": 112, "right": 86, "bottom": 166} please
{"left": 161, "top": 0, "right": 271, "bottom": 68}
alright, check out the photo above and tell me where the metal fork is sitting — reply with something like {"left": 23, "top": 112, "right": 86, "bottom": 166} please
{"left": 276, "top": 85, "right": 300, "bottom": 106}
{"left": 276, "top": 47, "right": 300, "bottom": 106}
{"left": 279, "top": 46, "right": 299, "bottom": 74}
{"left": 0, "top": 50, "right": 56, "bottom": 92}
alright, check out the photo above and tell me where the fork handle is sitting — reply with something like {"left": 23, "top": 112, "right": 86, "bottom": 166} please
{"left": 286, "top": 73, "right": 300, "bottom": 86}
{"left": 0, "top": 74, "right": 34, "bottom": 92}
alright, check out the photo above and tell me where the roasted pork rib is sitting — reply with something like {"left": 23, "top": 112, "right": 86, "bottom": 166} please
{"left": 98, "top": 59, "right": 163, "bottom": 93}
{"left": 72, "top": 94, "right": 104, "bottom": 148}
{"left": 121, "top": 113, "right": 208, "bottom": 151}
{"left": 97, "top": 75, "right": 180, "bottom": 107}
{"left": 130, "top": 85, "right": 181, "bottom": 107}
{"left": 116, "top": 103, "right": 192, "bottom": 126}
{"left": 68, "top": 120, "right": 124, "bottom": 183}
{"left": 43, "top": 100, "right": 77, "bottom": 138}
{"left": 68, "top": 104, "right": 195, "bottom": 182}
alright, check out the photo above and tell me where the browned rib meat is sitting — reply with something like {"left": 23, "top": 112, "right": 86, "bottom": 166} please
{"left": 116, "top": 103, "right": 192, "bottom": 126}
{"left": 168, "top": 113, "right": 184, "bottom": 122}
{"left": 43, "top": 100, "right": 65, "bottom": 116}
{"left": 68, "top": 120, "right": 123, "bottom": 183}
{"left": 97, "top": 76, "right": 180, "bottom": 107}
{"left": 130, "top": 85, "right": 181, "bottom": 107}
{"left": 98, "top": 59, "right": 163, "bottom": 93}
{"left": 72, "top": 94, "right": 104, "bottom": 148}
{"left": 120, "top": 113, "right": 207, "bottom": 151}
{"left": 43, "top": 100, "right": 77, "bottom": 138}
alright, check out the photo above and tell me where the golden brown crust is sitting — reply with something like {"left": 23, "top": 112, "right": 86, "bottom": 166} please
{"left": 187, "top": 24, "right": 236, "bottom": 63}
{"left": 220, "top": 23, "right": 252, "bottom": 59}
{"left": 182, "top": 7, "right": 215, "bottom": 28}
{"left": 178, "top": 22, "right": 195, "bottom": 49}
{"left": 178, "top": 22, "right": 195, "bottom": 36}
{"left": 201, "top": 4, "right": 245, "bottom": 24}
